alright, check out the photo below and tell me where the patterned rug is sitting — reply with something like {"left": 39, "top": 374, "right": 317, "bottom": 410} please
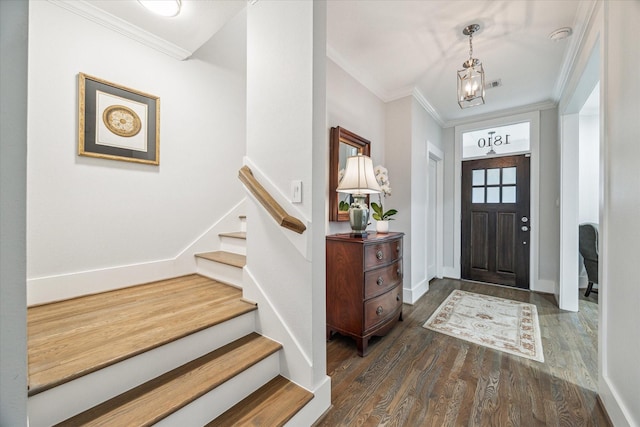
{"left": 423, "top": 290, "right": 544, "bottom": 362}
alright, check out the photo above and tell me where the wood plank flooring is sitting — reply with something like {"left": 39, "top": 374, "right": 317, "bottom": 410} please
{"left": 317, "top": 278, "right": 609, "bottom": 427}
{"left": 27, "top": 274, "right": 256, "bottom": 395}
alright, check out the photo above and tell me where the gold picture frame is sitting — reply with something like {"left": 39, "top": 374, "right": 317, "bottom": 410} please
{"left": 78, "top": 73, "right": 160, "bottom": 165}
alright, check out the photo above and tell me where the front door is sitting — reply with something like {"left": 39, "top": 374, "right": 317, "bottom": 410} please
{"left": 461, "top": 155, "right": 530, "bottom": 288}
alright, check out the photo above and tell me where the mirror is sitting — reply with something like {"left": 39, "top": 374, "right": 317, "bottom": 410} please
{"left": 329, "top": 126, "right": 371, "bottom": 221}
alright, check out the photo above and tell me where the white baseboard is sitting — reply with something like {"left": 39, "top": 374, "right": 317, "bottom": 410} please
{"left": 27, "top": 259, "right": 183, "bottom": 306}
{"left": 533, "top": 278, "right": 556, "bottom": 294}
{"left": 286, "top": 375, "right": 331, "bottom": 427}
{"left": 599, "top": 374, "right": 634, "bottom": 427}
{"left": 442, "top": 266, "right": 459, "bottom": 279}
{"left": 27, "top": 200, "right": 247, "bottom": 306}
{"left": 403, "top": 279, "right": 429, "bottom": 305}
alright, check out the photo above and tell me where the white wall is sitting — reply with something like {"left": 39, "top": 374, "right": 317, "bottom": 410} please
{"left": 0, "top": 1, "right": 28, "bottom": 424}
{"left": 578, "top": 113, "right": 600, "bottom": 223}
{"left": 326, "top": 58, "right": 386, "bottom": 236}
{"left": 244, "top": 1, "right": 330, "bottom": 421}
{"left": 600, "top": 1, "right": 640, "bottom": 424}
{"left": 442, "top": 126, "right": 456, "bottom": 274}
{"left": 538, "top": 108, "right": 560, "bottom": 287}
{"left": 409, "top": 97, "right": 443, "bottom": 300}
{"left": 27, "top": 1, "right": 247, "bottom": 303}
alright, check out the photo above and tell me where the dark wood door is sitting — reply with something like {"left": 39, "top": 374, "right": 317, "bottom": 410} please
{"left": 461, "top": 155, "right": 530, "bottom": 288}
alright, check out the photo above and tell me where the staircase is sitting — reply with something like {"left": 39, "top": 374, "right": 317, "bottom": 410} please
{"left": 27, "top": 215, "right": 313, "bottom": 426}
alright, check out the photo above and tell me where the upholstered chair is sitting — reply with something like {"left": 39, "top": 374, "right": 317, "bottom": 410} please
{"left": 579, "top": 223, "right": 599, "bottom": 297}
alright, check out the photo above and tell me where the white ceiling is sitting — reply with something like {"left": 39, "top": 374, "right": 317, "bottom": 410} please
{"left": 68, "top": 0, "right": 589, "bottom": 126}
{"left": 327, "top": 0, "right": 588, "bottom": 125}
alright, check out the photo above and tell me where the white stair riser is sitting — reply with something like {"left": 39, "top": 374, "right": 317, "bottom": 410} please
{"left": 155, "top": 352, "right": 280, "bottom": 426}
{"left": 220, "top": 237, "right": 247, "bottom": 256}
{"left": 27, "top": 312, "right": 256, "bottom": 427}
{"left": 239, "top": 217, "right": 247, "bottom": 233}
{"left": 196, "top": 259, "right": 244, "bottom": 287}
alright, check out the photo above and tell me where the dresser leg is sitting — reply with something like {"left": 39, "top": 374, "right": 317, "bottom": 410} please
{"left": 356, "top": 337, "right": 369, "bottom": 357}
{"left": 326, "top": 327, "right": 333, "bottom": 341}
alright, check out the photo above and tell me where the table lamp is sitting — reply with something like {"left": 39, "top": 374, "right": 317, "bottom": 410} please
{"left": 336, "top": 154, "right": 382, "bottom": 237}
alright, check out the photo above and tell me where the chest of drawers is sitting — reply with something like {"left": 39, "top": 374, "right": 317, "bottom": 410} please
{"left": 326, "top": 232, "right": 404, "bottom": 356}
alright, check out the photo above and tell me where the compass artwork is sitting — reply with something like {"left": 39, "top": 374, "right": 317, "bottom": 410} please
{"left": 102, "top": 105, "right": 142, "bottom": 138}
{"left": 78, "top": 73, "right": 160, "bottom": 165}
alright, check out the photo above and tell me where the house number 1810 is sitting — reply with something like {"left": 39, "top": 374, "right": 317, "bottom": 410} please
{"left": 477, "top": 131, "right": 510, "bottom": 148}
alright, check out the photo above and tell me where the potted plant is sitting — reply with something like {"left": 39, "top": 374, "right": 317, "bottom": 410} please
{"left": 371, "top": 165, "right": 397, "bottom": 233}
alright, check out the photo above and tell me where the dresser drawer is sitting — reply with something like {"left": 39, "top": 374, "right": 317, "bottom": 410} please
{"left": 364, "top": 238, "right": 402, "bottom": 270}
{"left": 364, "top": 261, "right": 402, "bottom": 299}
{"left": 364, "top": 285, "right": 402, "bottom": 331}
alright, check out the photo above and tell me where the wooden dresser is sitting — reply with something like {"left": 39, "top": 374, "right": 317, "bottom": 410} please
{"left": 326, "top": 232, "right": 404, "bottom": 356}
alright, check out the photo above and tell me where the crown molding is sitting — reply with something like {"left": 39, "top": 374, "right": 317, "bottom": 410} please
{"left": 326, "top": 44, "right": 388, "bottom": 101}
{"left": 48, "top": 0, "right": 192, "bottom": 60}
{"left": 551, "top": 0, "right": 598, "bottom": 101}
{"left": 443, "top": 100, "right": 558, "bottom": 128}
{"left": 411, "top": 88, "right": 445, "bottom": 128}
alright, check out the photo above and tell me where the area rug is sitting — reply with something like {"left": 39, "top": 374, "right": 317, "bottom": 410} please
{"left": 423, "top": 290, "right": 544, "bottom": 362}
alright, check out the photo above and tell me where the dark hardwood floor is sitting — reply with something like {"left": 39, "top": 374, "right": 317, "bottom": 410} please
{"left": 318, "top": 278, "right": 609, "bottom": 426}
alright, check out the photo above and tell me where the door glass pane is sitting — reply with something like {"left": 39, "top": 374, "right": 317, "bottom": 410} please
{"left": 472, "top": 169, "right": 485, "bottom": 186}
{"left": 502, "top": 186, "right": 516, "bottom": 203}
{"left": 502, "top": 167, "right": 516, "bottom": 185}
{"left": 472, "top": 187, "right": 485, "bottom": 203}
{"left": 487, "top": 168, "right": 500, "bottom": 185}
{"left": 486, "top": 187, "right": 500, "bottom": 203}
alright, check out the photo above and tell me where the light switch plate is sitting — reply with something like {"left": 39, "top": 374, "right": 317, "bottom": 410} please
{"left": 291, "top": 180, "right": 302, "bottom": 203}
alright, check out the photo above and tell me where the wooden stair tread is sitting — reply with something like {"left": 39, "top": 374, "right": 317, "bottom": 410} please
{"left": 28, "top": 274, "right": 257, "bottom": 396}
{"left": 196, "top": 251, "right": 246, "bottom": 268}
{"left": 219, "top": 231, "right": 246, "bottom": 240}
{"left": 206, "top": 375, "right": 313, "bottom": 427}
{"left": 56, "top": 333, "right": 282, "bottom": 427}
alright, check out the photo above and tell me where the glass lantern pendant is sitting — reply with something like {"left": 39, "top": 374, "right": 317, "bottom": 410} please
{"left": 457, "top": 24, "right": 485, "bottom": 109}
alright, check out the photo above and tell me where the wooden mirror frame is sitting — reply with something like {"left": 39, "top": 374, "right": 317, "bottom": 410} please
{"left": 329, "top": 126, "right": 371, "bottom": 222}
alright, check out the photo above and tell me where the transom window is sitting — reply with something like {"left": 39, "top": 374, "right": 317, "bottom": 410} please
{"left": 462, "top": 122, "right": 530, "bottom": 159}
{"left": 472, "top": 167, "right": 517, "bottom": 204}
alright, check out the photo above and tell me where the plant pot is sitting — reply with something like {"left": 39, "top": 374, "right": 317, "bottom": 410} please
{"left": 376, "top": 220, "right": 389, "bottom": 234}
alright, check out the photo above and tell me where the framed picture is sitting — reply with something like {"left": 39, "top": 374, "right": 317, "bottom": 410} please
{"left": 78, "top": 73, "right": 160, "bottom": 165}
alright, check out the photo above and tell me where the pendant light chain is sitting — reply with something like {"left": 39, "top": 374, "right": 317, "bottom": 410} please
{"left": 469, "top": 31, "right": 473, "bottom": 62}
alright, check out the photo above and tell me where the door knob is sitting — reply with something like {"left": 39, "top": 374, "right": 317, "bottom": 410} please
{"left": 521, "top": 216, "right": 528, "bottom": 223}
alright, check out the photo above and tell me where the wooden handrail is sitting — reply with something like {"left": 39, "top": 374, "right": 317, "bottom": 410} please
{"left": 238, "top": 166, "right": 306, "bottom": 234}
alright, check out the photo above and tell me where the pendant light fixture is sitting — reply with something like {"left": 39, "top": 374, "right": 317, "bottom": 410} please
{"left": 457, "top": 24, "right": 485, "bottom": 109}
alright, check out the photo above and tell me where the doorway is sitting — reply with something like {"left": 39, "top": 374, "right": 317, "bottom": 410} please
{"left": 461, "top": 155, "right": 531, "bottom": 288}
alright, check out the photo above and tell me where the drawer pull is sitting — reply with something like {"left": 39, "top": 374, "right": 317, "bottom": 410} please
{"left": 396, "top": 245, "right": 400, "bottom": 252}
{"left": 377, "top": 276, "right": 384, "bottom": 286}
{"left": 396, "top": 294, "right": 401, "bottom": 302}
{"left": 376, "top": 250, "right": 383, "bottom": 260}
{"left": 376, "top": 306, "right": 384, "bottom": 316}
{"left": 397, "top": 268, "right": 401, "bottom": 276}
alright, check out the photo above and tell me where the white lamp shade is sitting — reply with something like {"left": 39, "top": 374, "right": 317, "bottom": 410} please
{"left": 336, "top": 154, "right": 382, "bottom": 194}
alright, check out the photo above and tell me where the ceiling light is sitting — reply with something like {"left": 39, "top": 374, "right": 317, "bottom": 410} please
{"left": 138, "top": 0, "right": 182, "bottom": 17}
{"left": 457, "top": 24, "right": 485, "bottom": 109}
{"left": 549, "top": 27, "right": 573, "bottom": 41}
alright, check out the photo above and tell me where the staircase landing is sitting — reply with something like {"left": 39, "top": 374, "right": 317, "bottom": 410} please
{"left": 28, "top": 274, "right": 257, "bottom": 395}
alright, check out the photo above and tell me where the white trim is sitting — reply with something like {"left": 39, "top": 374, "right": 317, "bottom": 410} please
{"left": 48, "top": 0, "right": 192, "bottom": 60}
{"left": 403, "top": 278, "right": 429, "bottom": 305}
{"left": 427, "top": 141, "right": 445, "bottom": 281}
{"left": 326, "top": 44, "right": 386, "bottom": 101}
{"left": 453, "top": 111, "right": 541, "bottom": 290}
{"left": 445, "top": 100, "right": 555, "bottom": 129}
{"left": 413, "top": 89, "right": 445, "bottom": 127}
